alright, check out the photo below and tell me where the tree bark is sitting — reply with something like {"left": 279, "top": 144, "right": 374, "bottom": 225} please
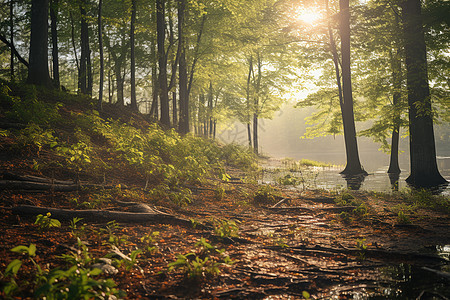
{"left": 10, "top": 0, "right": 14, "bottom": 80}
{"left": 402, "top": 0, "right": 447, "bottom": 187}
{"left": 79, "top": 0, "right": 88, "bottom": 94}
{"left": 130, "top": 0, "right": 138, "bottom": 111}
{"left": 69, "top": 12, "right": 80, "bottom": 78}
{"left": 246, "top": 56, "right": 253, "bottom": 148}
{"left": 156, "top": 0, "right": 171, "bottom": 127}
{"left": 27, "top": 0, "right": 52, "bottom": 87}
{"left": 98, "top": 0, "right": 104, "bottom": 111}
{"left": 387, "top": 47, "right": 402, "bottom": 174}
{"left": 178, "top": 0, "right": 189, "bottom": 134}
{"left": 50, "top": 0, "right": 59, "bottom": 88}
{"left": 187, "top": 14, "right": 206, "bottom": 96}
{"left": 253, "top": 54, "right": 262, "bottom": 154}
{"left": 338, "top": 0, "right": 365, "bottom": 176}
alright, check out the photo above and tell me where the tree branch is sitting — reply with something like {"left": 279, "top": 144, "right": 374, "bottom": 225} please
{"left": 0, "top": 33, "right": 28, "bottom": 67}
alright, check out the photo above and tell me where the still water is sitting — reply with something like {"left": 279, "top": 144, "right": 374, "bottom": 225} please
{"left": 261, "top": 152, "right": 450, "bottom": 196}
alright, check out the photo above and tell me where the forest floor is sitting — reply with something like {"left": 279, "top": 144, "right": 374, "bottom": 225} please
{"left": 1, "top": 158, "right": 449, "bottom": 299}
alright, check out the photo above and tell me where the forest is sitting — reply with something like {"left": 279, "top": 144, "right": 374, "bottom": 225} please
{"left": 0, "top": 0, "right": 449, "bottom": 299}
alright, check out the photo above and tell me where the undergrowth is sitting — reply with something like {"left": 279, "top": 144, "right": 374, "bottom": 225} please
{"left": 0, "top": 81, "right": 258, "bottom": 207}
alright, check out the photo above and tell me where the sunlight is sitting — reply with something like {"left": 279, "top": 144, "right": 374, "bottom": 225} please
{"left": 295, "top": 9, "right": 321, "bottom": 25}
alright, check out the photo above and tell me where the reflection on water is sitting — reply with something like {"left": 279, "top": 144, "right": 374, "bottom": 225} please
{"left": 342, "top": 173, "right": 367, "bottom": 190}
{"left": 260, "top": 157, "right": 450, "bottom": 196}
{"left": 367, "top": 263, "right": 450, "bottom": 299}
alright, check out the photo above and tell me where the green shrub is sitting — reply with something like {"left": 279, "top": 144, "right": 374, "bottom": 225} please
{"left": 14, "top": 123, "right": 58, "bottom": 155}
{"left": 253, "top": 185, "right": 282, "bottom": 205}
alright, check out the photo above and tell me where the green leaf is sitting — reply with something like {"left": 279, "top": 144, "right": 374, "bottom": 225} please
{"left": 11, "top": 245, "right": 29, "bottom": 254}
{"left": 89, "top": 268, "right": 103, "bottom": 276}
{"left": 28, "top": 244, "right": 37, "bottom": 256}
{"left": 5, "top": 259, "right": 22, "bottom": 276}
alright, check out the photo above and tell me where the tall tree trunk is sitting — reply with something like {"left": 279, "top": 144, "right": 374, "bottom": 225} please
{"left": 70, "top": 11, "right": 80, "bottom": 88}
{"left": 247, "top": 124, "right": 252, "bottom": 148}
{"left": 168, "top": 4, "right": 179, "bottom": 126}
{"left": 178, "top": 0, "right": 189, "bottom": 134}
{"left": 339, "top": 0, "right": 365, "bottom": 176}
{"left": 87, "top": 42, "right": 92, "bottom": 95}
{"left": 149, "top": 2, "right": 158, "bottom": 118}
{"left": 253, "top": 54, "right": 262, "bottom": 154}
{"left": 50, "top": 0, "right": 59, "bottom": 88}
{"left": 79, "top": 0, "right": 88, "bottom": 94}
{"left": 246, "top": 56, "right": 253, "bottom": 148}
{"left": 402, "top": 0, "right": 446, "bottom": 187}
{"left": 130, "top": 0, "right": 138, "bottom": 111}
{"left": 27, "top": 0, "right": 52, "bottom": 87}
{"left": 387, "top": 47, "right": 402, "bottom": 174}
{"left": 208, "top": 82, "right": 214, "bottom": 138}
{"left": 187, "top": 14, "right": 206, "bottom": 96}
{"left": 98, "top": 0, "right": 104, "bottom": 111}
{"left": 156, "top": 0, "right": 170, "bottom": 127}
{"left": 326, "top": 0, "right": 343, "bottom": 110}
{"left": 10, "top": 0, "right": 14, "bottom": 80}
{"left": 115, "top": 62, "right": 124, "bottom": 106}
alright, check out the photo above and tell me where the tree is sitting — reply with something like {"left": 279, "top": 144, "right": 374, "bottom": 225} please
{"left": 9, "top": 0, "right": 14, "bottom": 80}
{"left": 178, "top": 0, "right": 189, "bottom": 134}
{"left": 27, "top": 0, "right": 52, "bottom": 87}
{"left": 130, "top": 0, "right": 138, "bottom": 111}
{"left": 338, "top": 0, "right": 365, "bottom": 176}
{"left": 50, "top": 0, "right": 59, "bottom": 88}
{"left": 98, "top": 0, "right": 104, "bottom": 111}
{"left": 79, "top": 0, "right": 90, "bottom": 94}
{"left": 156, "top": 0, "right": 170, "bottom": 127}
{"left": 401, "top": 0, "right": 447, "bottom": 187}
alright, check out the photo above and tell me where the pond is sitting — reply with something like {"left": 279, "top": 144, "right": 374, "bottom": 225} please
{"left": 260, "top": 156, "right": 450, "bottom": 196}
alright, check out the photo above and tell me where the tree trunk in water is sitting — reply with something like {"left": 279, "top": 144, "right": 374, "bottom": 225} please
{"left": 50, "top": 0, "right": 59, "bottom": 88}
{"left": 97, "top": 0, "right": 103, "bottom": 111}
{"left": 339, "top": 0, "right": 365, "bottom": 176}
{"left": 130, "top": 0, "right": 138, "bottom": 111}
{"left": 387, "top": 47, "right": 402, "bottom": 174}
{"left": 156, "top": 0, "right": 170, "bottom": 127}
{"left": 178, "top": 0, "right": 189, "bottom": 134}
{"left": 402, "top": 0, "right": 446, "bottom": 187}
{"left": 27, "top": 0, "right": 52, "bottom": 87}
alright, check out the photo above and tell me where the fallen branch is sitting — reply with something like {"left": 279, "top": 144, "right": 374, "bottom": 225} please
{"left": 2, "top": 172, "right": 74, "bottom": 185}
{"left": 270, "top": 198, "right": 290, "bottom": 208}
{"left": 302, "top": 196, "right": 336, "bottom": 204}
{"left": 267, "top": 244, "right": 447, "bottom": 264}
{"left": 10, "top": 205, "right": 206, "bottom": 229}
{"left": 0, "top": 180, "right": 115, "bottom": 192}
{"left": 421, "top": 267, "right": 450, "bottom": 280}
